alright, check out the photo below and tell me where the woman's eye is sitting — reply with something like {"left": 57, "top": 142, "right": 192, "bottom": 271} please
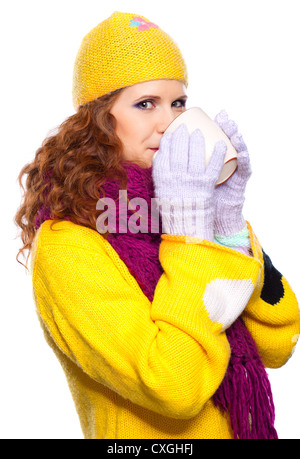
{"left": 172, "top": 99, "right": 186, "bottom": 108}
{"left": 135, "top": 100, "right": 154, "bottom": 110}
{"left": 135, "top": 98, "right": 186, "bottom": 110}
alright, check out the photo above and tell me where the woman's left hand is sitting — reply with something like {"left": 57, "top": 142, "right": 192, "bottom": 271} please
{"left": 213, "top": 110, "right": 252, "bottom": 237}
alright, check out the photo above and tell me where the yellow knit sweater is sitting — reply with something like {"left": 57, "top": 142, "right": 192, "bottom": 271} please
{"left": 30, "top": 220, "right": 300, "bottom": 439}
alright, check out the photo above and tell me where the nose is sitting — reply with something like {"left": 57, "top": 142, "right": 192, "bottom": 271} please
{"left": 156, "top": 108, "right": 180, "bottom": 134}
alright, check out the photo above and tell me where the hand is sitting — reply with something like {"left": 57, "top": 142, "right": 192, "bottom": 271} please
{"left": 152, "top": 124, "right": 226, "bottom": 240}
{"left": 214, "top": 110, "right": 252, "bottom": 236}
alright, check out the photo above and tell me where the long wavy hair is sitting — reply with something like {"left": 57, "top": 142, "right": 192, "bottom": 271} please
{"left": 14, "top": 89, "right": 135, "bottom": 270}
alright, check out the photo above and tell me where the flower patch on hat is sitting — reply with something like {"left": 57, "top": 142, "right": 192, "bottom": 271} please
{"left": 129, "top": 16, "right": 159, "bottom": 31}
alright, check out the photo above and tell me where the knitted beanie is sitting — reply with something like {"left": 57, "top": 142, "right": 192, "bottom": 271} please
{"left": 72, "top": 11, "right": 188, "bottom": 110}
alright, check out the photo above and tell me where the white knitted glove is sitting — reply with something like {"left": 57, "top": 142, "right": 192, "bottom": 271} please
{"left": 152, "top": 124, "right": 227, "bottom": 240}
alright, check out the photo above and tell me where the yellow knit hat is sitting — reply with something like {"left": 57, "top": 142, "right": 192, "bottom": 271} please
{"left": 72, "top": 11, "right": 188, "bottom": 109}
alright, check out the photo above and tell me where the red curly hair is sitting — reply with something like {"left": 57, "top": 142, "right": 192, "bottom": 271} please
{"left": 14, "top": 89, "right": 132, "bottom": 270}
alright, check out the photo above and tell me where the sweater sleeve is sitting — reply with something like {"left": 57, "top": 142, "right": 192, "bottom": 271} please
{"left": 241, "top": 223, "right": 300, "bottom": 368}
{"left": 31, "top": 220, "right": 262, "bottom": 419}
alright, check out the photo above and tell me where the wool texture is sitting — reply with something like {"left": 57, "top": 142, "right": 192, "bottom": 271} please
{"left": 34, "top": 162, "right": 278, "bottom": 439}
{"left": 72, "top": 12, "right": 188, "bottom": 109}
{"left": 101, "top": 163, "right": 278, "bottom": 439}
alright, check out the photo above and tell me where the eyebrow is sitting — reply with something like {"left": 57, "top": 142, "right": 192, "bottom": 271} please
{"left": 133, "top": 94, "right": 188, "bottom": 103}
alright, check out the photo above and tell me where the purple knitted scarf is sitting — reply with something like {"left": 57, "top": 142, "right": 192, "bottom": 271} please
{"left": 35, "top": 163, "right": 278, "bottom": 439}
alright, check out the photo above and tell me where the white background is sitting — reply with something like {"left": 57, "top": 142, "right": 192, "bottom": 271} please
{"left": 1, "top": 0, "right": 300, "bottom": 439}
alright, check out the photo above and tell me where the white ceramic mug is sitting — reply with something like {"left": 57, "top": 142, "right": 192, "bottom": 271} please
{"left": 156, "top": 107, "right": 237, "bottom": 185}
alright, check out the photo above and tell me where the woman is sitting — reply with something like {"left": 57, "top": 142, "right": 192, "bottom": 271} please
{"left": 15, "top": 12, "right": 300, "bottom": 439}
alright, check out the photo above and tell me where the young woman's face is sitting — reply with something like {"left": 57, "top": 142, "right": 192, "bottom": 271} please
{"left": 110, "top": 79, "right": 188, "bottom": 167}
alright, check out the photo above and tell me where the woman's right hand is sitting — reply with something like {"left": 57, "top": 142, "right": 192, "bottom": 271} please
{"left": 152, "top": 124, "right": 227, "bottom": 241}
